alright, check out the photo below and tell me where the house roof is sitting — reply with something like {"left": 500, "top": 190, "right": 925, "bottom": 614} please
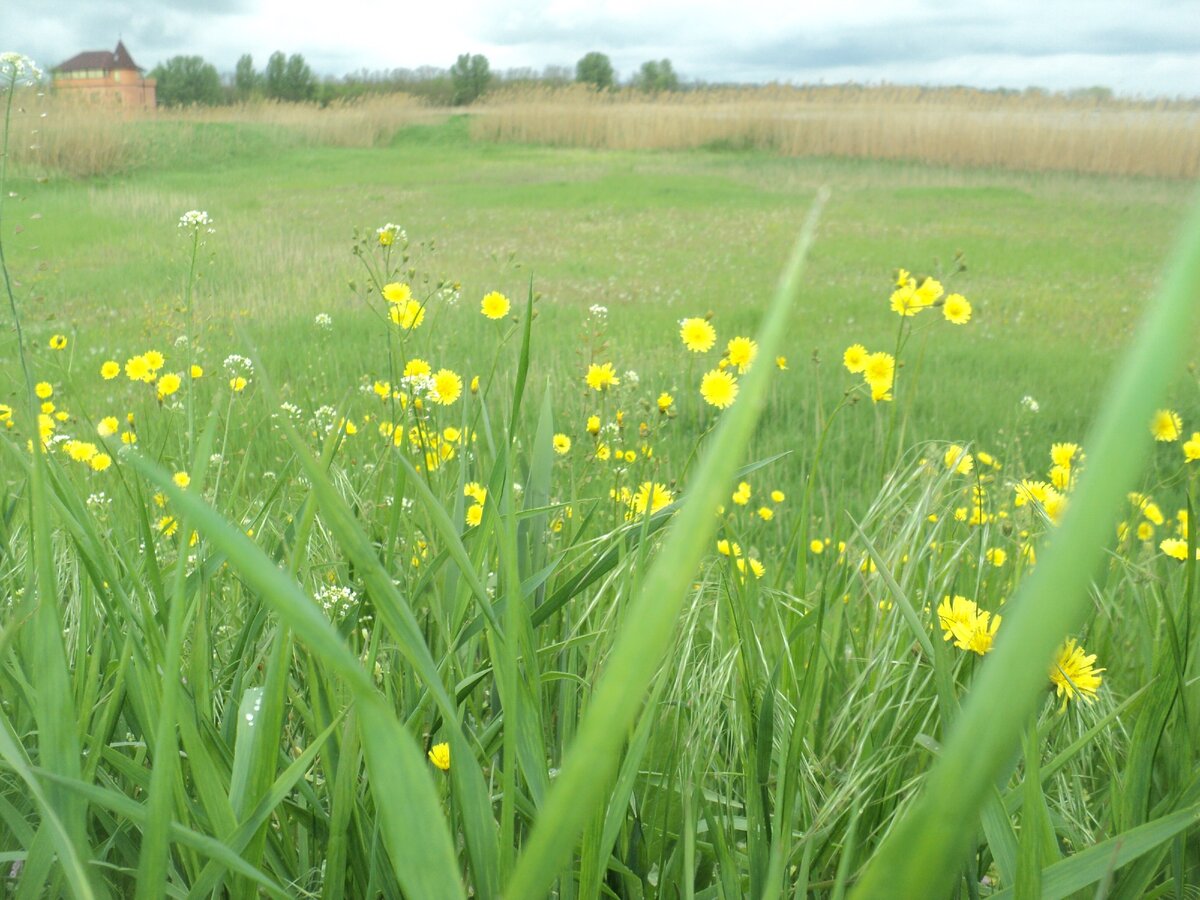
{"left": 54, "top": 41, "right": 143, "bottom": 74}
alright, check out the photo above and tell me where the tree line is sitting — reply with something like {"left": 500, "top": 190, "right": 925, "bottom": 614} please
{"left": 148, "top": 51, "right": 681, "bottom": 108}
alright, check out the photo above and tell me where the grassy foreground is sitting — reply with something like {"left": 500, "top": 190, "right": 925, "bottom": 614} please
{"left": 3, "top": 88, "right": 1200, "bottom": 897}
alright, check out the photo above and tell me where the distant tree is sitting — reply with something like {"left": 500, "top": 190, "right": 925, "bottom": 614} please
{"left": 150, "top": 55, "right": 223, "bottom": 106}
{"left": 541, "top": 64, "right": 574, "bottom": 85}
{"left": 632, "top": 59, "right": 679, "bottom": 93}
{"left": 575, "top": 52, "right": 614, "bottom": 90}
{"left": 283, "top": 53, "right": 316, "bottom": 102}
{"left": 234, "top": 53, "right": 260, "bottom": 100}
{"left": 264, "top": 51, "right": 287, "bottom": 99}
{"left": 449, "top": 53, "right": 491, "bottom": 105}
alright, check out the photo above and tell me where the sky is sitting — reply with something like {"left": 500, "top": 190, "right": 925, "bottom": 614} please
{"left": 6, "top": 0, "right": 1200, "bottom": 98}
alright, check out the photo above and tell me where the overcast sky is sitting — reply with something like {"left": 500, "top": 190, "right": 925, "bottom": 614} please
{"left": 6, "top": 0, "right": 1200, "bottom": 98}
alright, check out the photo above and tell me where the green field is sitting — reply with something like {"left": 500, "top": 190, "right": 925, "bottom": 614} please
{"left": 3, "top": 111, "right": 1200, "bottom": 898}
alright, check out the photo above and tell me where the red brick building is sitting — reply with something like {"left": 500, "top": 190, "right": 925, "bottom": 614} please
{"left": 51, "top": 41, "right": 156, "bottom": 108}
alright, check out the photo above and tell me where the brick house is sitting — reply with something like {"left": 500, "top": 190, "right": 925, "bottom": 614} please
{"left": 51, "top": 41, "right": 156, "bottom": 108}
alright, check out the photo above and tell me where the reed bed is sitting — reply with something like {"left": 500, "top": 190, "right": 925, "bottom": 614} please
{"left": 473, "top": 84, "right": 1200, "bottom": 179}
{"left": 6, "top": 92, "right": 449, "bottom": 177}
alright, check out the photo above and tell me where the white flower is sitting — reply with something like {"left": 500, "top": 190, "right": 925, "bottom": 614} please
{"left": 588, "top": 304, "right": 608, "bottom": 319}
{"left": 0, "top": 53, "right": 43, "bottom": 87}
{"left": 1021, "top": 395, "right": 1040, "bottom": 413}
{"left": 178, "top": 210, "right": 212, "bottom": 230}
{"left": 314, "top": 312, "right": 332, "bottom": 329}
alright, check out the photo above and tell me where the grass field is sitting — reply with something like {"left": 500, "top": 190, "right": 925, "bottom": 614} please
{"left": 4, "top": 93, "right": 1200, "bottom": 898}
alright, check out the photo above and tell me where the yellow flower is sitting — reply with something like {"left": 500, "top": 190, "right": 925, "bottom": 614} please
{"left": 889, "top": 284, "right": 924, "bottom": 316}
{"left": 157, "top": 372, "right": 182, "bottom": 398}
{"left": 726, "top": 336, "right": 758, "bottom": 373}
{"left": 942, "top": 293, "right": 971, "bottom": 325}
{"left": 938, "top": 595, "right": 978, "bottom": 642}
{"left": 157, "top": 515, "right": 179, "bottom": 537}
{"left": 90, "top": 453, "right": 112, "bottom": 472}
{"left": 915, "top": 277, "right": 944, "bottom": 306}
{"left": 101, "top": 361, "right": 120, "bottom": 379}
{"left": 143, "top": 350, "right": 165, "bottom": 371}
{"left": 230, "top": 376, "right": 248, "bottom": 392}
{"left": 97, "top": 416, "right": 119, "bottom": 437}
{"left": 35, "top": 382, "right": 53, "bottom": 399}
{"left": 585, "top": 363, "right": 619, "bottom": 392}
{"left": 1050, "top": 442, "right": 1080, "bottom": 468}
{"left": 586, "top": 415, "right": 601, "bottom": 435}
{"left": 986, "top": 547, "right": 1007, "bottom": 567}
{"left": 403, "top": 358, "right": 431, "bottom": 379}
{"left": 1160, "top": 538, "right": 1198, "bottom": 560}
{"left": 173, "top": 471, "right": 191, "bottom": 488}
{"left": 700, "top": 370, "right": 737, "bottom": 409}
{"left": 389, "top": 299, "right": 425, "bottom": 330}
{"left": 770, "top": 490, "right": 785, "bottom": 503}
{"left": 553, "top": 434, "right": 571, "bottom": 455}
{"left": 125, "top": 355, "right": 153, "bottom": 383}
{"left": 1184, "top": 432, "right": 1200, "bottom": 461}
{"left": 382, "top": 282, "right": 412, "bottom": 304}
{"left": 775, "top": 355, "right": 787, "bottom": 370}
{"left": 757, "top": 506, "right": 773, "bottom": 521}
{"left": 190, "top": 364, "right": 204, "bottom": 378}
{"left": 809, "top": 539, "right": 824, "bottom": 554}
{"left": 657, "top": 392, "right": 674, "bottom": 413}
{"left": 863, "top": 352, "right": 895, "bottom": 395}
{"left": 1151, "top": 409, "right": 1182, "bottom": 442}
{"left": 465, "top": 504, "right": 483, "bottom": 527}
{"left": 895, "top": 268, "right": 911, "bottom": 287}
{"left": 431, "top": 369, "right": 462, "bottom": 405}
{"left": 427, "top": 742, "right": 450, "bottom": 771}
{"left": 1049, "top": 639, "right": 1103, "bottom": 707}
{"left": 843, "top": 344, "right": 868, "bottom": 373}
{"left": 732, "top": 482, "right": 751, "bottom": 506}
{"left": 943, "top": 445, "right": 973, "bottom": 475}
{"left": 679, "top": 317, "right": 716, "bottom": 353}
{"left": 49, "top": 334, "right": 67, "bottom": 350}
{"left": 121, "top": 431, "right": 138, "bottom": 445}
{"left": 464, "top": 482, "right": 487, "bottom": 505}
{"left": 632, "top": 481, "right": 672, "bottom": 516}
{"left": 481, "top": 291, "right": 510, "bottom": 320}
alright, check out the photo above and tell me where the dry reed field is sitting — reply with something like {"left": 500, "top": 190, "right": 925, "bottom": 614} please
{"left": 473, "top": 84, "right": 1200, "bottom": 179}
{"left": 9, "top": 92, "right": 446, "bottom": 177}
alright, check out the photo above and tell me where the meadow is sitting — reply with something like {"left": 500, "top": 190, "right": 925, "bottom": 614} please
{"left": 3, "top": 68, "right": 1200, "bottom": 898}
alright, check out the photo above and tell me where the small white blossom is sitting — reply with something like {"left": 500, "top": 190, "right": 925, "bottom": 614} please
{"left": 178, "top": 210, "right": 212, "bottom": 230}
{"left": 588, "top": 304, "right": 608, "bottom": 319}
{"left": 0, "top": 53, "right": 43, "bottom": 87}
{"left": 1021, "top": 395, "right": 1040, "bottom": 413}
{"left": 314, "top": 312, "right": 332, "bottom": 329}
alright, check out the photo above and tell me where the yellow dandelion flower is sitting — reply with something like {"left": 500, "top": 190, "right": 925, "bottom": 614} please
{"left": 382, "top": 282, "right": 412, "bottom": 304}
{"left": 775, "top": 355, "right": 787, "bottom": 370}
{"left": 657, "top": 392, "right": 674, "bottom": 413}
{"left": 757, "top": 506, "right": 773, "bottom": 521}
{"left": 428, "top": 742, "right": 450, "bottom": 771}
{"left": 726, "top": 336, "right": 758, "bottom": 373}
{"left": 143, "top": 350, "right": 165, "bottom": 371}
{"left": 1049, "top": 639, "right": 1103, "bottom": 706}
{"left": 1184, "top": 432, "right": 1200, "bottom": 461}
{"left": 125, "top": 355, "right": 153, "bottom": 383}
{"left": 585, "top": 362, "right": 619, "bottom": 391}
{"left": 586, "top": 415, "right": 601, "bottom": 435}
{"left": 229, "top": 376, "right": 248, "bottom": 392}
{"left": 157, "top": 515, "right": 179, "bottom": 537}
{"left": 35, "top": 382, "right": 53, "bottom": 400}
{"left": 863, "top": 352, "right": 895, "bottom": 393}
{"left": 700, "top": 369, "right": 737, "bottom": 409}
{"left": 843, "top": 344, "right": 868, "bottom": 373}
{"left": 942, "top": 293, "right": 971, "bottom": 325}
{"left": 389, "top": 298, "right": 425, "bottom": 330}
{"left": 770, "top": 490, "right": 785, "bottom": 503}
{"left": 190, "top": 365, "right": 203, "bottom": 378}
{"left": 466, "top": 504, "right": 484, "bottom": 527}
{"left": 96, "top": 416, "right": 119, "bottom": 437}
{"left": 156, "top": 372, "right": 182, "bottom": 398}
{"left": 49, "top": 334, "right": 68, "bottom": 350}
{"left": 679, "top": 317, "right": 716, "bottom": 352}
{"left": 889, "top": 284, "right": 924, "bottom": 316}
{"left": 732, "top": 481, "right": 751, "bottom": 506}
{"left": 481, "top": 291, "right": 510, "bottom": 320}
{"left": 1151, "top": 409, "right": 1182, "bottom": 442}
{"left": 632, "top": 481, "right": 672, "bottom": 516}
{"left": 553, "top": 433, "right": 571, "bottom": 455}
{"left": 101, "top": 360, "right": 120, "bottom": 380}
{"left": 173, "top": 472, "right": 191, "bottom": 488}
{"left": 986, "top": 547, "right": 1007, "bottom": 567}
{"left": 90, "top": 453, "right": 112, "bottom": 472}
{"left": 809, "top": 539, "right": 824, "bottom": 554}
{"left": 431, "top": 369, "right": 462, "bottom": 405}
{"left": 944, "top": 445, "right": 974, "bottom": 475}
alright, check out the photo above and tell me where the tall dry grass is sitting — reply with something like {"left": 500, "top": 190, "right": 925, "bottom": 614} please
{"left": 6, "top": 92, "right": 449, "bottom": 177}
{"left": 473, "top": 84, "right": 1200, "bottom": 179}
